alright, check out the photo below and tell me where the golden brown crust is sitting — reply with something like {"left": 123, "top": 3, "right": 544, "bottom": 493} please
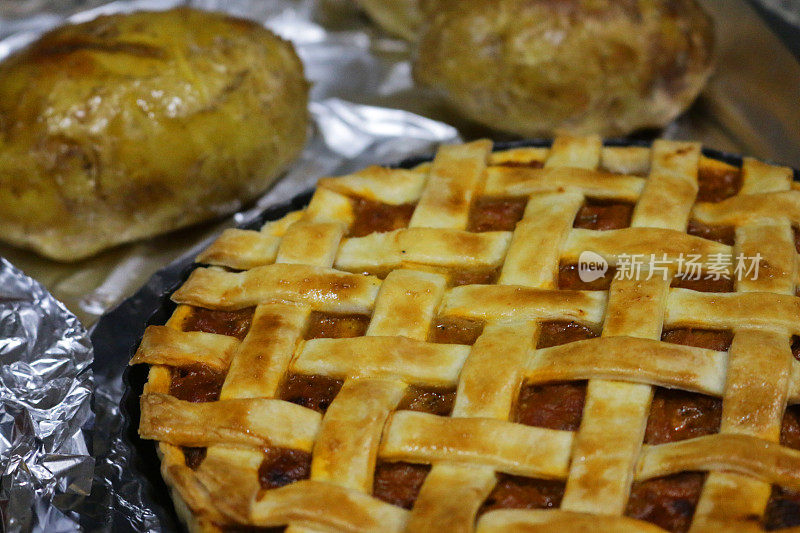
{"left": 131, "top": 136, "right": 800, "bottom": 531}
{"left": 0, "top": 8, "right": 308, "bottom": 261}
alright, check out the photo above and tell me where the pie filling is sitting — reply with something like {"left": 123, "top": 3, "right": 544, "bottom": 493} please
{"left": 536, "top": 320, "right": 598, "bottom": 349}
{"left": 170, "top": 365, "right": 225, "bottom": 403}
{"left": 183, "top": 447, "right": 207, "bottom": 470}
{"left": 480, "top": 475, "right": 565, "bottom": 514}
{"left": 626, "top": 472, "right": 707, "bottom": 533}
{"left": 558, "top": 263, "right": 616, "bottom": 291}
{"left": 686, "top": 219, "right": 735, "bottom": 245}
{"left": 448, "top": 268, "right": 500, "bottom": 287}
{"left": 258, "top": 448, "right": 311, "bottom": 490}
{"left": 347, "top": 198, "right": 415, "bottom": 238}
{"left": 661, "top": 328, "right": 733, "bottom": 352}
{"left": 671, "top": 273, "right": 734, "bottom": 293}
{"left": 279, "top": 373, "right": 343, "bottom": 413}
{"left": 183, "top": 306, "right": 255, "bottom": 340}
{"left": 573, "top": 199, "right": 634, "bottom": 230}
{"left": 794, "top": 227, "right": 800, "bottom": 254}
{"left": 645, "top": 388, "right": 722, "bottom": 445}
{"left": 515, "top": 382, "right": 587, "bottom": 432}
{"left": 783, "top": 405, "right": 800, "bottom": 449}
{"left": 468, "top": 197, "right": 528, "bottom": 232}
{"left": 398, "top": 386, "right": 456, "bottom": 417}
{"left": 495, "top": 160, "right": 544, "bottom": 169}
{"left": 373, "top": 462, "right": 431, "bottom": 509}
{"left": 765, "top": 486, "right": 800, "bottom": 530}
{"left": 304, "top": 311, "right": 370, "bottom": 340}
{"left": 696, "top": 166, "right": 742, "bottom": 203}
{"left": 429, "top": 316, "right": 485, "bottom": 346}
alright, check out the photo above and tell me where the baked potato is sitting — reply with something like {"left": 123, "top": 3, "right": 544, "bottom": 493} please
{"left": 0, "top": 8, "right": 308, "bottom": 261}
{"left": 414, "top": 0, "right": 714, "bottom": 137}
{"left": 356, "top": 0, "right": 423, "bottom": 40}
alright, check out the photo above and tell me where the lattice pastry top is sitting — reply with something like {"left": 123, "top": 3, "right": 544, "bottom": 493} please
{"left": 131, "top": 135, "right": 800, "bottom": 532}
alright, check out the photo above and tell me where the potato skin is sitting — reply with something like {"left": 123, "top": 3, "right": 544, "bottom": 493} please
{"left": 0, "top": 8, "right": 308, "bottom": 261}
{"left": 357, "top": 0, "right": 423, "bottom": 40}
{"left": 414, "top": 0, "right": 714, "bottom": 137}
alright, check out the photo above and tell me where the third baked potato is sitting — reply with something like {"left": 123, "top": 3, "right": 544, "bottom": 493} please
{"left": 413, "top": 0, "right": 714, "bottom": 137}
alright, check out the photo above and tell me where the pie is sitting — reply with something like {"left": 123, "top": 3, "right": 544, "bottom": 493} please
{"left": 131, "top": 135, "right": 800, "bottom": 532}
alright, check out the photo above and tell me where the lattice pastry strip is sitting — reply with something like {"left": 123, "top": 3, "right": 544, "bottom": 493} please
{"left": 306, "top": 269, "right": 448, "bottom": 495}
{"left": 563, "top": 141, "right": 698, "bottom": 515}
{"left": 402, "top": 135, "right": 626, "bottom": 531}
{"left": 220, "top": 303, "right": 309, "bottom": 400}
{"left": 690, "top": 206, "right": 796, "bottom": 529}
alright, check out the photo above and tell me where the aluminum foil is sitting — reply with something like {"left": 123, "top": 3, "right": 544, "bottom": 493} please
{"left": 0, "top": 258, "right": 93, "bottom": 532}
{"left": 758, "top": 0, "right": 800, "bottom": 26}
{"left": 0, "top": 0, "right": 797, "bottom": 530}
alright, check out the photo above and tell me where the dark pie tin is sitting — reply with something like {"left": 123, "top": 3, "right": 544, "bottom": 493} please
{"left": 94, "top": 141, "right": 799, "bottom": 532}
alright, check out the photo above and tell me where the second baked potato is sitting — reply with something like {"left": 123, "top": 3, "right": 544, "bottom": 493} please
{"left": 413, "top": 0, "right": 715, "bottom": 137}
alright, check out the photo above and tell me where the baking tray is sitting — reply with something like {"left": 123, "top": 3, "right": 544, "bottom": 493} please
{"left": 1, "top": 0, "right": 799, "bottom": 329}
{"left": 93, "top": 140, "right": 800, "bottom": 531}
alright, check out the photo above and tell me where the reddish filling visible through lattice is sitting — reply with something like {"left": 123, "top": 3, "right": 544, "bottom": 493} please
{"left": 766, "top": 405, "right": 800, "bottom": 529}
{"left": 279, "top": 374, "right": 343, "bottom": 413}
{"left": 624, "top": 327, "right": 732, "bottom": 530}
{"left": 398, "top": 386, "right": 456, "bottom": 416}
{"left": 573, "top": 199, "right": 634, "bottom": 231}
{"left": 258, "top": 448, "right": 311, "bottom": 490}
{"left": 537, "top": 320, "right": 598, "bottom": 349}
{"left": 496, "top": 160, "right": 544, "bottom": 169}
{"left": 784, "top": 403, "right": 800, "bottom": 447}
{"left": 794, "top": 227, "right": 800, "bottom": 255}
{"left": 515, "top": 382, "right": 587, "bottom": 431}
{"left": 429, "top": 316, "right": 485, "bottom": 345}
{"left": 468, "top": 197, "right": 528, "bottom": 232}
{"left": 696, "top": 165, "right": 742, "bottom": 203}
{"left": 686, "top": 219, "right": 735, "bottom": 245}
{"left": 373, "top": 462, "right": 431, "bottom": 509}
{"left": 661, "top": 328, "right": 733, "bottom": 351}
{"left": 348, "top": 198, "right": 415, "bottom": 238}
{"left": 448, "top": 267, "right": 500, "bottom": 287}
{"left": 645, "top": 388, "right": 722, "bottom": 445}
{"left": 183, "top": 447, "right": 207, "bottom": 470}
{"left": 182, "top": 306, "right": 254, "bottom": 340}
{"left": 626, "top": 472, "right": 707, "bottom": 533}
{"left": 169, "top": 365, "right": 225, "bottom": 403}
{"left": 558, "top": 263, "right": 616, "bottom": 290}
{"left": 766, "top": 486, "right": 800, "bottom": 530}
{"left": 671, "top": 273, "right": 734, "bottom": 293}
{"left": 480, "top": 475, "right": 565, "bottom": 514}
{"left": 304, "top": 311, "right": 370, "bottom": 340}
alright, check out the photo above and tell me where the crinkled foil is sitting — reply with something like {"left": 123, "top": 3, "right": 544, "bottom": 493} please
{"left": 1, "top": 2, "right": 460, "bottom": 530}
{"left": 0, "top": 0, "right": 797, "bottom": 530}
{"left": 0, "top": 258, "right": 93, "bottom": 532}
